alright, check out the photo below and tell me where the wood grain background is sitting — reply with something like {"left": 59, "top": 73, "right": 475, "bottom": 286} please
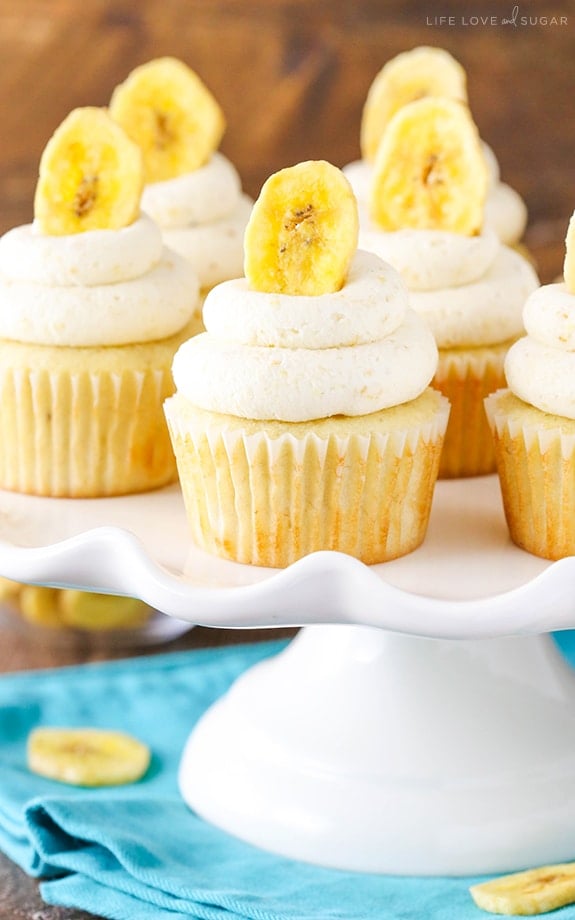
{"left": 1, "top": 0, "right": 574, "bottom": 253}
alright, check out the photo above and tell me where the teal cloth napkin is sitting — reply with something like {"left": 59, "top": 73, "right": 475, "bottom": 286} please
{"left": 0, "top": 636, "right": 574, "bottom": 920}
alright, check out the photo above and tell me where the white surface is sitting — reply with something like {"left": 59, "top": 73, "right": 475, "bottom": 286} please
{"left": 0, "top": 475, "right": 566, "bottom": 638}
{"left": 181, "top": 626, "right": 575, "bottom": 874}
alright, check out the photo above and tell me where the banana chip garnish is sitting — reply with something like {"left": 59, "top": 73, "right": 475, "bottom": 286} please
{"left": 110, "top": 57, "right": 225, "bottom": 183}
{"left": 244, "top": 160, "right": 358, "bottom": 296}
{"left": 34, "top": 107, "right": 144, "bottom": 235}
{"left": 370, "top": 96, "right": 487, "bottom": 236}
{"left": 361, "top": 46, "right": 467, "bottom": 162}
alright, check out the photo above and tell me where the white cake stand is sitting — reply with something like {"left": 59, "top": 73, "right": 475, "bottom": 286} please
{"left": 2, "top": 476, "right": 575, "bottom": 875}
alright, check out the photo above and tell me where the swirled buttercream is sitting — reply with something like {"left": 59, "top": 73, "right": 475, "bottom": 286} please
{"left": 172, "top": 250, "right": 438, "bottom": 422}
{"left": 162, "top": 196, "right": 252, "bottom": 289}
{"left": 342, "top": 159, "right": 371, "bottom": 207}
{"left": 202, "top": 250, "right": 406, "bottom": 348}
{"left": 0, "top": 221, "right": 200, "bottom": 346}
{"left": 481, "top": 141, "right": 500, "bottom": 189}
{"left": 408, "top": 246, "right": 538, "bottom": 348}
{"left": 505, "top": 283, "right": 575, "bottom": 419}
{"left": 480, "top": 142, "right": 527, "bottom": 245}
{"left": 483, "top": 183, "right": 528, "bottom": 246}
{"left": 140, "top": 153, "right": 252, "bottom": 288}
{"left": 358, "top": 227, "right": 499, "bottom": 292}
{"left": 141, "top": 153, "right": 242, "bottom": 229}
{"left": 0, "top": 214, "right": 162, "bottom": 286}
{"left": 347, "top": 150, "right": 538, "bottom": 349}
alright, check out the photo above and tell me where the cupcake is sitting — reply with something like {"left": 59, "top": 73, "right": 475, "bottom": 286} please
{"left": 0, "top": 107, "right": 201, "bottom": 497}
{"left": 356, "top": 96, "right": 538, "bottom": 478}
{"left": 343, "top": 46, "right": 529, "bottom": 253}
{"left": 109, "top": 57, "right": 252, "bottom": 298}
{"left": 164, "top": 160, "right": 449, "bottom": 567}
{"left": 485, "top": 212, "right": 575, "bottom": 560}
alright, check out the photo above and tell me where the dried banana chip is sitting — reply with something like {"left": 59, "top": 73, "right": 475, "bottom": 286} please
{"left": 470, "top": 862, "right": 575, "bottom": 915}
{"left": 28, "top": 727, "right": 151, "bottom": 787}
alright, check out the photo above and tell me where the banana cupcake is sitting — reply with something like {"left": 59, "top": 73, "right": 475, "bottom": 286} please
{"left": 110, "top": 57, "right": 252, "bottom": 297}
{"left": 486, "top": 212, "right": 575, "bottom": 559}
{"left": 357, "top": 96, "right": 538, "bottom": 478}
{"left": 165, "top": 160, "right": 449, "bottom": 567}
{"left": 0, "top": 107, "right": 201, "bottom": 497}
{"left": 343, "top": 46, "right": 529, "bottom": 253}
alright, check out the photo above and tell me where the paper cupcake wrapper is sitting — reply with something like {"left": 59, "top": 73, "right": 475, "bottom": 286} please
{"left": 485, "top": 389, "right": 575, "bottom": 559}
{"left": 433, "top": 341, "right": 511, "bottom": 478}
{"left": 165, "top": 395, "right": 449, "bottom": 567}
{"left": 0, "top": 314, "right": 205, "bottom": 497}
{"left": 0, "top": 364, "right": 177, "bottom": 497}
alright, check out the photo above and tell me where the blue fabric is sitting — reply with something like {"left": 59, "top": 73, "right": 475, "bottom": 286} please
{"left": 0, "top": 636, "right": 573, "bottom": 920}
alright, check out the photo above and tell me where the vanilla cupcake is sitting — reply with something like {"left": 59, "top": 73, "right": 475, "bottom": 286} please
{"left": 344, "top": 46, "right": 529, "bottom": 253}
{"left": 0, "top": 107, "right": 200, "bottom": 497}
{"left": 165, "top": 161, "right": 449, "bottom": 567}
{"left": 486, "top": 213, "right": 575, "bottom": 559}
{"left": 110, "top": 57, "right": 252, "bottom": 297}
{"left": 356, "top": 96, "right": 538, "bottom": 478}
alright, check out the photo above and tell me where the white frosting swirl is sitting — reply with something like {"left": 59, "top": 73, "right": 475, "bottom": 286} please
{"left": 505, "top": 283, "right": 575, "bottom": 419}
{"left": 0, "top": 218, "right": 200, "bottom": 347}
{"left": 141, "top": 153, "right": 242, "bottom": 229}
{"left": 162, "top": 195, "right": 252, "bottom": 289}
{"left": 523, "top": 283, "right": 575, "bottom": 349}
{"left": 483, "top": 183, "right": 528, "bottom": 246}
{"left": 409, "top": 247, "right": 538, "bottom": 348}
{"left": 0, "top": 215, "right": 163, "bottom": 286}
{"left": 342, "top": 159, "right": 371, "bottom": 207}
{"left": 346, "top": 151, "right": 538, "bottom": 348}
{"left": 202, "top": 250, "right": 406, "bottom": 348}
{"left": 481, "top": 141, "right": 500, "bottom": 189}
{"left": 172, "top": 251, "right": 438, "bottom": 422}
{"left": 358, "top": 227, "right": 499, "bottom": 292}
{"left": 141, "top": 154, "right": 251, "bottom": 288}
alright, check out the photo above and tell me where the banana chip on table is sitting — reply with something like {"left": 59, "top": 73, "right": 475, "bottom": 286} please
{"left": 470, "top": 863, "right": 575, "bottom": 915}
{"left": 244, "top": 159, "right": 358, "bottom": 296}
{"left": 0, "top": 576, "right": 23, "bottom": 601}
{"left": 1, "top": 581, "right": 152, "bottom": 632}
{"left": 19, "top": 585, "right": 63, "bottom": 628}
{"left": 27, "top": 727, "right": 151, "bottom": 787}
{"left": 59, "top": 590, "right": 151, "bottom": 631}
{"left": 34, "top": 107, "right": 144, "bottom": 235}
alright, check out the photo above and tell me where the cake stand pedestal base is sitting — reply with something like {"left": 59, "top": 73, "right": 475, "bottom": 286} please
{"left": 179, "top": 625, "right": 575, "bottom": 875}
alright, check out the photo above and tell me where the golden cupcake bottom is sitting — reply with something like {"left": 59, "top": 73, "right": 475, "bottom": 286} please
{"left": 0, "top": 315, "right": 203, "bottom": 497}
{"left": 486, "top": 389, "right": 575, "bottom": 560}
{"left": 164, "top": 388, "right": 449, "bottom": 567}
{"left": 433, "top": 339, "right": 512, "bottom": 479}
